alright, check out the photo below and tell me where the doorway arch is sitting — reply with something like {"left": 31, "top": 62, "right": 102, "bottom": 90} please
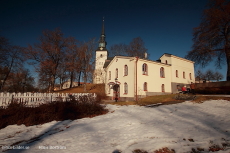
{"left": 113, "top": 84, "right": 120, "bottom": 101}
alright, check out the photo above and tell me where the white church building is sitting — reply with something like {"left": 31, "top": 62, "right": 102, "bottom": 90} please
{"left": 94, "top": 20, "right": 195, "bottom": 101}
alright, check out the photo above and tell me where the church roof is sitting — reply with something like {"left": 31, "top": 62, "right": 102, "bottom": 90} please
{"left": 159, "top": 53, "right": 194, "bottom": 63}
{"left": 103, "top": 57, "right": 114, "bottom": 68}
{"left": 103, "top": 55, "right": 171, "bottom": 69}
{"left": 97, "top": 18, "right": 107, "bottom": 51}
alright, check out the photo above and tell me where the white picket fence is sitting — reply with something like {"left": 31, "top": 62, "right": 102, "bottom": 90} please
{"left": 0, "top": 92, "right": 97, "bottom": 108}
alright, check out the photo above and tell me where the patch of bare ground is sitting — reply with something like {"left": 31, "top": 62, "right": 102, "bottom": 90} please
{"left": 106, "top": 94, "right": 230, "bottom": 106}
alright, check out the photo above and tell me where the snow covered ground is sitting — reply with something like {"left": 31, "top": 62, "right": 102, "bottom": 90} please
{"left": 0, "top": 100, "right": 230, "bottom": 153}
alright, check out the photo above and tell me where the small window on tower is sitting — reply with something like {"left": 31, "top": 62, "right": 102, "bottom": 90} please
{"left": 100, "top": 54, "right": 103, "bottom": 58}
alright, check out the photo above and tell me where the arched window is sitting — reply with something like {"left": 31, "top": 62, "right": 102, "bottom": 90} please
{"left": 189, "top": 73, "right": 192, "bottom": 80}
{"left": 143, "top": 82, "right": 147, "bottom": 91}
{"left": 124, "top": 65, "right": 128, "bottom": 76}
{"left": 183, "top": 71, "right": 185, "bottom": 79}
{"left": 165, "top": 60, "right": 168, "bottom": 64}
{"left": 109, "top": 71, "right": 111, "bottom": 80}
{"left": 176, "top": 70, "right": 178, "bottom": 77}
{"left": 142, "top": 63, "right": 148, "bottom": 75}
{"left": 116, "top": 68, "right": 118, "bottom": 78}
{"left": 162, "top": 84, "right": 165, "bottom": 92}
{"left": 160, "top": 67, "right": 165, "bottom": 78}
{"left": 124, "top": 82, "right": 128, "bottom": 94}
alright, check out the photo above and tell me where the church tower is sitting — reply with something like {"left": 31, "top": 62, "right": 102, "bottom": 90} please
{"left": 94, "top": 18, "right": 108, "bottom": 84}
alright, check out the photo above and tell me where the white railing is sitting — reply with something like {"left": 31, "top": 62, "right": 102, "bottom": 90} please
{"left": 0, "top": 92, "right": 97, "bottom": 107}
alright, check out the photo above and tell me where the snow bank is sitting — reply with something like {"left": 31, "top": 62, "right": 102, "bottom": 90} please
{"left": 0, "top": 100, "right": 230, "bottom": 153}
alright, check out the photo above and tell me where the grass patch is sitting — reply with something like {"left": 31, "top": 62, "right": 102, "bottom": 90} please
{"left": 192, "top": 95, "right": 230, "bottom": 103}
{"left": 107, "top": 94, "right": 183, "bottom": 106}
{"left": 106, "top": 94, "right": 230, "bottom": 106}
{"left": 138, "top": 94, "right": 183, "bottom": 105}
{"left": 106, "top": 101, "right": 138, "bottom": 106}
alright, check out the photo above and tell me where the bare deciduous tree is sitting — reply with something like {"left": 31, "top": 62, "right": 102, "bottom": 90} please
{"left": 185, "top": 0, "right": 230, "bottom": 80}
{"left": 196, "top": 70, "right": 205, "bottom": 83}
{"left": 78, "top": 39, "right": 96, "bottom": 91}
{"left": 0, "top": 37, "right": 25, "bottom": 89}
{"left": 127, "top": 37, "right": 148, "bottom": 58}
{"left": 7, "top": 68, "right": 35, "bottom": 92}
{"left": 64, "top": 37, "right": 80, "bottom": 88}
{"left": 109, "top": 43, "right": 128, "bottom": 57}
{"left": 196, "top": 69, "right": 224, "bottom": 82}
{"left": 26, "top": 28, "right": 68, "bottom": 91}
{"left": 109, "top": 37, "right": 148, "bottom": 58}
{"left": 205, "top": 69, "right": 215, "bottom": 81}
{"left": 214, "top": 71, "right": 224, "bottom": 81}
{"left": 0, "top": 36, "right": 10, "bottom": 65}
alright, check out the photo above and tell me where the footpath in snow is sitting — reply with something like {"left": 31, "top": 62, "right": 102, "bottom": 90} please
{"left": 0, "top": 100, "right": 230, "bottom": 153}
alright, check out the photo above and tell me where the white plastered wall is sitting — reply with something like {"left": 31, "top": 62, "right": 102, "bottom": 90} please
{"left": 136, "top": 59, "right": 172, "bottom": 97}
{"left": 105, "top": 56, "right": 135, "bottom": 99}
{"left": 160, "top": 54, "right": 195, "bottom": 84}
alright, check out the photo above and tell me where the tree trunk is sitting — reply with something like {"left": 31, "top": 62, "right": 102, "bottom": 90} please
{"left": 69, "top": 72, "right": 74, "bottom": 88}
{"left": 84, "top": 71, "right": 87, "bottom": 92}
{"left": 77, "top": 71, "right": 82, "bottom": 86}
{"left": 50, "top": 75, "right": 55, "bottom": 92}
{"left": 226, "top": 49, "right": 230, "bottom": 81}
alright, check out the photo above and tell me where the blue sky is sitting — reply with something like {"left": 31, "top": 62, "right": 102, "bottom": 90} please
{"left": 0, "top": 0, "right": 227, "bottom": 80}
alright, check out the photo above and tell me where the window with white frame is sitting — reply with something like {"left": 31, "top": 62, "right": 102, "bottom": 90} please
{"left": 124, "top": 65, "right": 128, "bottom": 76}
{"left": 176, "top": 70, "right": 178, "bottom": 77}
{"left": 160, "top": 67, "right": 165, "bottom": 78}
{"left": 142, "top": 63, "right": 148, "bottom": 75}
{"left": 183, "top": 71, "right": 185, "bottom": 79}
{"left": 109, "top": 71, "right": 111, "bottom": 80}
{"left": 162, "top": 84, "right": 165, "bottom": 92}
{"left": 115, "top": 68, "right": 118, "bottom": 78}
{"left": 124, "top": 82, "right": 128, "bottom": 94}
{"left": 143, "top": 82, "right": 147, "bottom": 91}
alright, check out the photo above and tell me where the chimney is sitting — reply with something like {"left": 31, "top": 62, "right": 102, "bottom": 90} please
{"left": 144, "top": 52, "right": 148, "bottom": 59}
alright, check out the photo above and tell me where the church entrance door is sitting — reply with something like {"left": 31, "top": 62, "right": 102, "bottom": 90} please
{"left": 113, "top": 84, "right": 120, "bottom": 101}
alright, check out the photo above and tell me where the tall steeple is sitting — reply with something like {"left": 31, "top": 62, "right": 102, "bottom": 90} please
{"left": 98, "top": 18, "right": 107, "bottom": 51}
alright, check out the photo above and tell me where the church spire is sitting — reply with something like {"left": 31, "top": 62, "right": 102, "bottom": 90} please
{"left": 101, "top": 17, "right": 105, "bottom": 36}
{"left": 98, "top": 17, "right": 107, "bottom": 50}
